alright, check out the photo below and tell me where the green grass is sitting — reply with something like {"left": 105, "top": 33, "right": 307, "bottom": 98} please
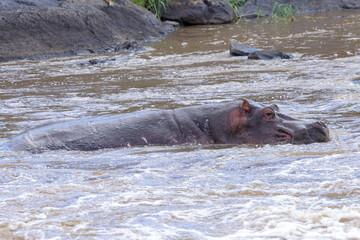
{"left": 227, "top": 0, "right": 247, "bottom": 21}
{"left": 256, "top": 6, "right": 265, "bottom": 18}
{"left": 130, "top": 0, "right": 171, "bottom": 19}
{"left": 228, "top": 0, "right": 246, "bottom": 11}
{"left": 128, "top": 0, "right": 299, "bottom": 23}
{"left": 271, "top": 2, "right": 297, "bottom": 23}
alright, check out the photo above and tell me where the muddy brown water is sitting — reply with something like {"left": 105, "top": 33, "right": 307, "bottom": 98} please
{"left": 1, "top": 10, "right": 360, "bottom": 239}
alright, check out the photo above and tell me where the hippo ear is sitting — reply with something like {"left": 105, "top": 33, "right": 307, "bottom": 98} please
{"left": 229, "top": 101, "right": 249, "bottom": 132}
{"left": 241, "top": 99, "right": 251, "bottom": 113}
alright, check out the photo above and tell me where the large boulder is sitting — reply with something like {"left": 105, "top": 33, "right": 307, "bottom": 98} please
{"left": 161, "top": 0, "right": 235, "bottom": 25}
{"left": 240, "top": 0, "right": 360, "bottom": 17}
{"left": 0, "top": 0, "right": 173, "bottom": 61}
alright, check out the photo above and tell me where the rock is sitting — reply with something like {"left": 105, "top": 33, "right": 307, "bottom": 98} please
{"left": 341, "top": 0, "right": 360, "bottom": 9}
{"left": 0, "top": 0, "right": 173, "bottom": 62}
{"left": 163, "top": 20, "right": 181, "bottom": 27}
{"left": 229, "top": 41, "right": 292, "bottom": 60}
{"left": 78, "top": 57, "right": 116, "bottom": 66}
{"left": 240, "top": 0, "right": 360, "bottom": 18}
{"left": 282, "top": 53, "right": 293, "bottom": 59}
{"left": 230, "top": 41, "right": 258, "bottom": 56}
{"left": 88, "top": 58, "right": 116, "bottom": 65}
{"left": 104, "top": 0, "right": 114, "bottom": 6}
{"left": 248, "top": 50, "right": 293, "bottom": 60}
{"left": 114, "top": 40, "right": 143, "bottom": 52}
{"left": 160, "top": 0, "right": 235, "bottom": 25}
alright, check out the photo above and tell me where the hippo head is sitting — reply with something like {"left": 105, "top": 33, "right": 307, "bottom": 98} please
{"left": 223, "top": 100, "right": 330, "bottom": 145}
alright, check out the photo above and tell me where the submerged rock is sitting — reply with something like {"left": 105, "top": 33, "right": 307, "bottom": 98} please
{"left": 248, "top": 50, "right": 293, "bottom": 60}
{"left": 229, "top": 41, "right": 292, "bottom": 60}
{"left": 88, "top": 58, "right": 116, "bottom": 65}
{"left": 160, "top": 0, "right": 235, "bottom": 25}
{"left": 230, "top": 41, "right": 258, "bottom": 56}
{"left": 0, "top": 0, "right": 173, "bottom": 62}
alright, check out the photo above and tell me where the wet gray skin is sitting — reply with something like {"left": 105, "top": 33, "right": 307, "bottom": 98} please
{"left": 227, "top": 100, "right": 330, "bottom": 145}
{"left": 3, "top": 100, "right": 329, "bottom": 153}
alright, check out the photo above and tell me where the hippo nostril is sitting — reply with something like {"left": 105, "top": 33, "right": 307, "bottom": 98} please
{"left": 307, "top": 121, "right": 330, "bottom": 142}
{"left": 277, "top": 129, "right": 293, "bottom": 143}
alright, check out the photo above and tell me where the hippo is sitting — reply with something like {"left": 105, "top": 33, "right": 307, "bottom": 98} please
{"left": 3, "top": 100, "right": 330, "bottom": 153}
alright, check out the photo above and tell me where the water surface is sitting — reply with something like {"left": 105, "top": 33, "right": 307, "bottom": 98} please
{"left": 0, "top": 10, "right": 360, "bottom": 239}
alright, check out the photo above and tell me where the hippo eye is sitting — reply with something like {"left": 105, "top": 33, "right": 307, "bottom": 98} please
{"left": 263, "top": 108, "right": 275, "bottom": 121}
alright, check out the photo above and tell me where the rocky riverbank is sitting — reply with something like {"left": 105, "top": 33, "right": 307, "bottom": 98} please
{"left": 1, "top": 0, "right": 359, "bottom": 61}
{"left": 0, "top": 0, "right": 174, "bottom": 62}
{"left": 160, "top": 0, "right": 360, "bottom": 25}
{"left": 240, "top": 0, "right": 360, "bottom": 18}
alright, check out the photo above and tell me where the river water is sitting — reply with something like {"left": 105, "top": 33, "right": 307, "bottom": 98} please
{"left": 0, "top": 10, "right": 360, "bottom": 239}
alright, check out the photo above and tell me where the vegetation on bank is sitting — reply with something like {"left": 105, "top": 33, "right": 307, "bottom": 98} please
{"left": 228, "top": 0, "right": 246, "bottom": 13}
{"left": 126, "top": 0, "right": 298, "bottom": 23}
{"left": 271, "top": 2, "right": 297, "bottom": 22}
{"left": 229, "top": 0, "right": 297, "bottom": 22}
{"left": 129, "top": 0, "right": 171, "bottom": 19}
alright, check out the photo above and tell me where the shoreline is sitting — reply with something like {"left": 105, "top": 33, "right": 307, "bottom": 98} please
{"left": 1, "top": 0, "right": 359, "bottom": 63}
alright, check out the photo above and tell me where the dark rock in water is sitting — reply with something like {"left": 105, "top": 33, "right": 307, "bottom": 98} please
{"left": 160, "top": 0, "right": 235, "bottom": 25}
{"left": 240, "top": 0, "right": 360, "bottom": 18}
{"left": 0, "top": 0, "right": 173, "bottom": 62}
{"left": 282, "top": 53, "right": 293, "bottom": 59}
{"left": 248, "top": 50, "right": 293, "bottom": 60}
{"left": 88, "top": 58, "right": 116, "bottom": 65}
{"left": 114, "top": 41, "right": 143, "bottom": 52}
{"left": 230, "top": 41, "right": 258, "bottom": 56}
{"left": 229, "top": 41, "right": 292, "bottom": 60}
{"left": 79, "top": 57, "right": 116, "bottom": 66}
{"left": 94, "top": 40, "right": 144, "bottom": 54}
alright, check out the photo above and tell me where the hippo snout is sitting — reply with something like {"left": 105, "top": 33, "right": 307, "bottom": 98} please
{"left": 307, "top": 121, "right": 330, "bottom": 143}
{"left": 290, "top": 121, "right": 330, "bottom": 144}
